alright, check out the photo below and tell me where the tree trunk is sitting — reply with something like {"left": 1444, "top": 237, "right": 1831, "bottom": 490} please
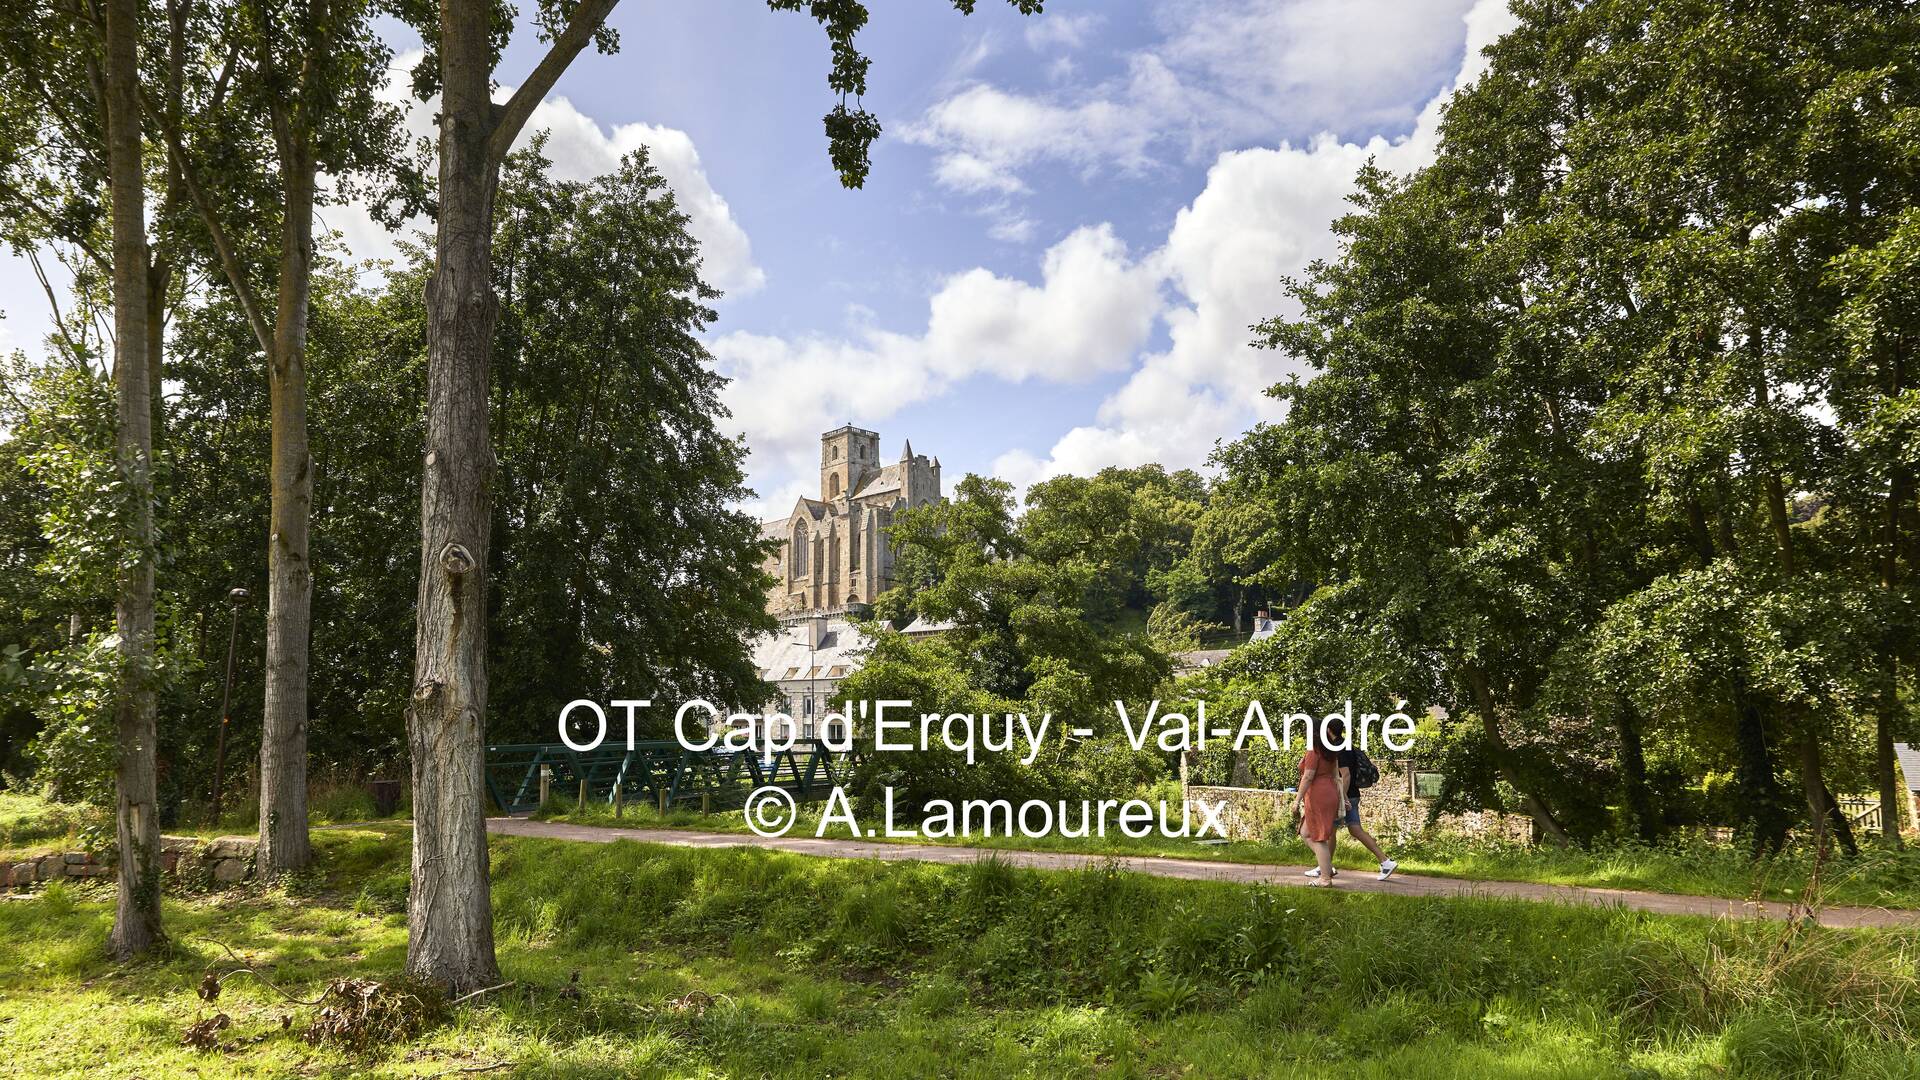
{"left": 1797, "top": 728, "right": 1834, "bottom": 856}
{"left": 1878, "top": 666, "right": 1904, "bottom": 850}
{"left": 1879, "top": 348, "right": 1909, "bottom": 849}
{"left": 1464, "top": 664, "right": 1572, "bottom": 845}
{"left": 103, "top": 0, "right": 164, "bottom": 960}
{"left": 256, "top": 152, "right": 316, "bottom": 873}
{"left": 1615, "top": 696, "right": 1657, "bottom": 843}
{"left": 406, "top": 0, "right": 502, "bottom": 993}
{"left": 1731, "top": 687, "right": 1789, "bottom": 858}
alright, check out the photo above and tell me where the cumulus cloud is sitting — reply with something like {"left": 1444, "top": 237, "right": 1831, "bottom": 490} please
{"left": 729, "top": 0, "right": 1517, "bottom": 509}
{"left": 512, "top": 97, "right": 763, "bottom": 295}
{"left": 319, "top": 54, "right": 762, "bottom": 297}
{"left": 712, "top": 224, "right": 1160, "bottom": 517}
{"left": 1004, "top": 0, "right": 1516, "bottom": 486}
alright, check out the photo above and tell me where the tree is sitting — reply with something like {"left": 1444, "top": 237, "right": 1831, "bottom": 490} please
{"left": 102, "top": 0, "right": 165, "bottom": 958}
{"left": 156, "top": 0, "right": 413, "bottom": 873}
{"left": 396, "top": 0, "right": 1043, "bottom": 991}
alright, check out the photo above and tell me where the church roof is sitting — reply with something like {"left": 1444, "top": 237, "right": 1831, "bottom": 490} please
{"left": 852, "top": 463, "right": 905, "bottom": 500}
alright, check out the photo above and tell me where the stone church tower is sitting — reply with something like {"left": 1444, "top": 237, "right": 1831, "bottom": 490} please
{"left": 761, "top": 425, "right": 942, "bottom": 620}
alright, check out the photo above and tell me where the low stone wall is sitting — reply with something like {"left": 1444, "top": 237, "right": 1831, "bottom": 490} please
{"left": 1186, "top": 784, "right": 1534, "bottom": 845}
{"left": 5, "top": 834, "right": 258, "bottom": 890}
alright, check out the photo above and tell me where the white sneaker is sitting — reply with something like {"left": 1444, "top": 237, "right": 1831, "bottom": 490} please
{"left": 1378, "top": 859, "right": 1397, "bottom": 881}
{"left": 1304, "top": 867, "right": 1337, "bottom": 878}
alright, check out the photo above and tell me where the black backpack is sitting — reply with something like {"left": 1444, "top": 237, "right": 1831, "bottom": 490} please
{"left": 1352, "top": 749, "right": 1380, "bottom": 790}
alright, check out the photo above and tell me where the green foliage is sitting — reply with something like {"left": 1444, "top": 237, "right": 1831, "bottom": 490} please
{"left": 1206, "top": 0, "right": 1920, "bottom": 849}
{"left": 855, "top": 472, "right": 1175, "bottom": 811}
{"left": 0, "top": 142, "right": 776, "bottom": 801}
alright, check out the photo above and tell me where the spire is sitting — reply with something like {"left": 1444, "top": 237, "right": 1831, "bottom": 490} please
{"left": 931, "top": 457, "right": 941, "bottom": 469}
{"left": 900, "top": 439, "right": 913, "bottom": 461}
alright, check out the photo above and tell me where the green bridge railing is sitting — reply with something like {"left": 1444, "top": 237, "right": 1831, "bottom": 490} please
{"left": 483, "top": 739, "right": 865, "bottom": 815}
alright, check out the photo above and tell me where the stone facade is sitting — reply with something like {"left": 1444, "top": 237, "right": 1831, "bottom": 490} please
{"left": 1186, "top": 761, "right": 1533, "bottom": 845}
{"left": 5, "top": 834, "right": 257, "bottom": 891}
{"left": 761, "top": 426, "right": 942, "bottom": 620}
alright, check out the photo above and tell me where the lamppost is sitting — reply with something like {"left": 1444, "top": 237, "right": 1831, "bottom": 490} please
{"left": 209, "top": 587, "right": 249, "bottom": 822}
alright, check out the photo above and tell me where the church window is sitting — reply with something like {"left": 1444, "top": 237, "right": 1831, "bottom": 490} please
{"left": 829, "top": 473, "right": 841, "bottom": 498}
{"left": 792, "top": 522, "right": 809, "bottom": 576}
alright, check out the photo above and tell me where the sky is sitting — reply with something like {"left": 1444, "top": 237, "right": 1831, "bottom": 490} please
{"left": 0, "top": 0, "right": 1519, "bottom": 521}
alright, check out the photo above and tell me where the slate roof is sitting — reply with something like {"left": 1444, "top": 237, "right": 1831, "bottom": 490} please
{"left": 1896, "top": 743, "right": 1920, "bottom": 793}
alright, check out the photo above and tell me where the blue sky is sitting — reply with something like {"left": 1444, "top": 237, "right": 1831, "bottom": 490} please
{"left": 0, "top": 0, "right": 1517, "bottom": 519}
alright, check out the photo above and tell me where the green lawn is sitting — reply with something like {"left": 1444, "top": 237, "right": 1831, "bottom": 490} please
{"left": 3, "top": 815, "right": 1919, "bottom": 1078}
{"left": 534, "top": 798, "right": 1920, "bottom": 911}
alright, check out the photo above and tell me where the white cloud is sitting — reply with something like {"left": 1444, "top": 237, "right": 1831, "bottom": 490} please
{"left": 512, "top": 96, "right": 764, "bottom": 296}
{"left": 970, "top": 0, "right": 1518, "bottom": 486}
{"left": 712, "top": 225, "right": 1160, "bottom": 518}
{"left": 904, "top": 69, "right": 1164, "bottom": 194}
{"left": 910, "top": 0, "right": 1478, "bottom": 198}
{"left": 1025, "top": 13, "right": 1103, "bottom": 52}
{"left": 320, "top": 54, "right": 763, "bottom": 297}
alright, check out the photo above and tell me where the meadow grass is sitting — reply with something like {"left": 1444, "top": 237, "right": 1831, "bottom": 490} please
{"left": 1, "top": 810, "right": 1918, "bottom": 1078}
{"left": 536, "top": 797, "right": 1920, "bottom": 911}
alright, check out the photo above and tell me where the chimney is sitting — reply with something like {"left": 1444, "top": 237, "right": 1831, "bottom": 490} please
{"left": 805, "top": 615, "right": 829, "bottom": 650}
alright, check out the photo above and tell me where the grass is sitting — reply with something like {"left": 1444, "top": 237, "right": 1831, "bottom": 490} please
{"left": 533, "top": 796, "right": 1920, "bottom": 911}
{"left": 4, "top": 818, "right": 1920, "bottom": 1078}
{"left": 0, "top": 780, "right": 408, "bottom": 864}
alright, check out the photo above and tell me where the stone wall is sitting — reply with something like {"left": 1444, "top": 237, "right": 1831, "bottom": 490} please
{"left": 5, "top": 834, "right": 258, "bottom": 890}
{"left": 1186, "top": 784, "right": 1533, "bottom": 845}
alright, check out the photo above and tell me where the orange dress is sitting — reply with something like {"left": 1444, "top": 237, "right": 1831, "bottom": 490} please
{"left": 1298, "top": 747, "right": 1341, "bottom": 842}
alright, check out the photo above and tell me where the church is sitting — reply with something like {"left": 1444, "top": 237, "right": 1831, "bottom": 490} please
{"left": 760, "top": 425, "right": 943, "bottom": 620}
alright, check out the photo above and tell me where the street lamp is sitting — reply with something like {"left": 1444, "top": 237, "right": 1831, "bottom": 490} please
{"left": 210, "top": 587, "right": 250, "bottom": 822}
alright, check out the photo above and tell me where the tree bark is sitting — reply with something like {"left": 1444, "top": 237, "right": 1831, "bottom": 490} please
{"left": 1614, "top": 696, "right": 1657, "bottom": 843}
{"left": 1731, "top": 688, "right": 1789, "bottom": 858}
{"left": 404, "top": 0, "right": 619, "bottom": 994}
{"left": 406, "top": 0, "right": 504, "bottom": 993}
{"left": 1797, "top": 727, "right": 1835, "bottom": 856}
{"left": 1463, "top": 663, "right": 1572, "bottom": 845}
{"left": 1877, "top": 347, "right": 1908, "bottom": 849}
{"left": 256, "top": 148, "right": 316, "bottom": 873}
{"left": 103, "top": 0, "right": 164, "bottom": 960}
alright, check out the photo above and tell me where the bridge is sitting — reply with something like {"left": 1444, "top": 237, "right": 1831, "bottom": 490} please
{"left": 483, "top": 739, "right": 865, "bottom": 815}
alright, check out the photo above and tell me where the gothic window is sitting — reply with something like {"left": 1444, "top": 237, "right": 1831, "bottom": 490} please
{"left": 829, "top": 473, "right": 841, "bottom": 498}
{"left": 791, "top": 521, "right": 808, "bottom": 577}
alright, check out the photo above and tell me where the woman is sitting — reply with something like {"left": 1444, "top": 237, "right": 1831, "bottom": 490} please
{"left": 1292, "top": 739, "right": 1346, "bottom": 885}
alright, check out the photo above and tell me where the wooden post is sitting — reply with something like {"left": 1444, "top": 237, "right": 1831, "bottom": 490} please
{"left": 701, "top": 792, "right": 712, "bottom": 815}
{"left": 578, "top": 779, "right": 587, "bottom": 811}
{"left": 614, "top": 785, "right": 624, "bottom": 818}
{"left": 538, "top": 764, "right": 551, "bottom": 808}
{"left": 658, "top": 788, "right": 668, "bottom": 815}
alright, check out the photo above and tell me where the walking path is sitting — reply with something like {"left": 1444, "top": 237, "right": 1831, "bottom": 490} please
{"left": 486, "top": 817, "right": 1919, "bottom": 930}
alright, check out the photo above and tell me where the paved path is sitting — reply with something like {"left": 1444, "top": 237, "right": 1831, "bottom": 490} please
{"left": 486, "top": 817, "right": 1919, "bottom": 930}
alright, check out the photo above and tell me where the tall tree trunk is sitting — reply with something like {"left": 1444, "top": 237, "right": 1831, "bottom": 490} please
{"left": 406, "top": 0, "right": 503, "bottom": 993}
{"left": 257, "top": 154, "right": 316, "bottom": 873}
{"left": 103, "top": 0, "right": 164, "bottom": 960}
{"left": 1463, "top": 663, "right": 1572, "bottom": 845}
{"left": 1878, "top": 347, "right": 1909, "bottom": 849}
{"left": 1797, "top": 728, "right": 1834, "bottom": 856}
{"left": 1732, "top": 688, "right": 1790, "bottom": 858}
{"left": 1614, "top": 696, "right": 1657, "bottom": 842}
{"left": 1878, "top": 665, "right": 1904, "bottom": 849}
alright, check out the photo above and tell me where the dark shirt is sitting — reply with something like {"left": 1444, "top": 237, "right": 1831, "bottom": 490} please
{"left": 1336, "top": 747, "right": 1361, "bottom": 797}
